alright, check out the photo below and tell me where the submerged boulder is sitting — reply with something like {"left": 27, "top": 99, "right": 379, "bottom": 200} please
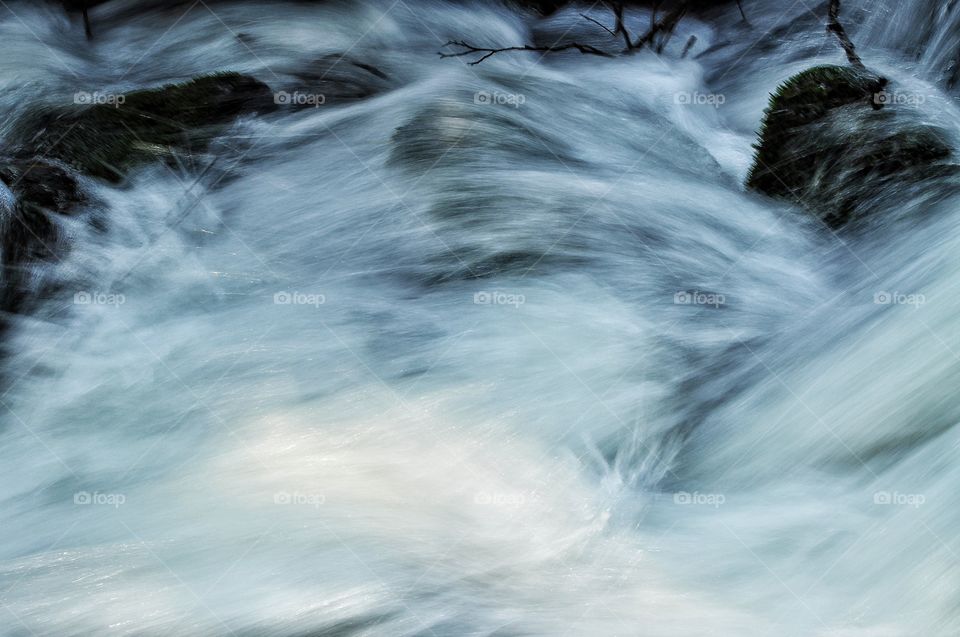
{"left": 277, "top": 53, "right": 393, "bottom": 109}
{"left": 746, "top": 65, "right": 956, "bottom": 228}
{"left": 10, "top": 72, "right": 274, "bottom": 182}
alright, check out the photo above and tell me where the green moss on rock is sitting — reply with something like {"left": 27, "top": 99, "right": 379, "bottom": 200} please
{"left": 746, "top": 65, "right": 955, "bottom": 228}
{"left": 13, "top": 72, "right": 273, "bottom": 182}
{"left": 747, "top": 65, "right": 887, "bottom": 196}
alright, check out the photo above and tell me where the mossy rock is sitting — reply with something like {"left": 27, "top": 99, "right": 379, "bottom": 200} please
{"left": 746, "top": 65, "right": 956, "bottom": 228}
{"left": 0, "top": 72, "right": 273, "bottom": 316}
{"left": 11, "top": 72, "right": 274, "bottom": 182}
{"left": 746, "top": 65, "right": 888, "bottom": 200}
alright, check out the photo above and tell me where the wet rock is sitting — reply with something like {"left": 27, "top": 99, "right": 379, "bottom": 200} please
{"left": 746, "top": 65, "right": 956, "bottom": 228}
{"left": 11, "top": 72, "right": 274, "bottom": 182}
{"left": 0, "top": 72, "right": 273, "bottom": 319}
{"left": 0, "top": 159, "right": 85, "bottom": 220}
{"left": 0, "top": 158, "right": 87, "bottom": 314}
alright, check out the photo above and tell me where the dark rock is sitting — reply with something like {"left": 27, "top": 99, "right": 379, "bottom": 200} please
{"left": 0, "top": 72, "right": 272, "bottom": 317}
{"left": 11, "top": 72, "right": 274, "bottom": 182}
{"left": 0, "top": 158, "right": 87, "bottom": 315}
{"left": 0, "top": 71, "right": 273, "bottom": 322}
{"left": 746, "top": 65, "right": 956, "bottom": 228}
{"left": 0, "top": 160, "right": 85, "bottom": 220}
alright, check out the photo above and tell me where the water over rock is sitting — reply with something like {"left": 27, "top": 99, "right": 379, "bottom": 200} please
{"left": 0, "top": 72, "right": 273, "bottom": 315}
{"left": 0, "top": 158, "right": 87, "bottom": 315}
{"left": 746, "top": 64, "right": 957, "bottom": 228}
{"left": 9, "top": 72, "right": 274, "bottom": 183}
{"left": 277, "top": 53, "right": 394, "bottom": 110}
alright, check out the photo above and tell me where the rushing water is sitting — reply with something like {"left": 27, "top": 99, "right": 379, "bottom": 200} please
{"left": 1, "top": 1, "right": 959, "bottom": 635}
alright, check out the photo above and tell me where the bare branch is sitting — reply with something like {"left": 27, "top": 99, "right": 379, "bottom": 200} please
{"left": 439, "top": 40, "right": 614, "bottom": 65}
{"left": 438, "top": 1, "right": 695, "bottom": 64}
{"left": 827, "top": 0, "right": 865, "bottom": 70}
{"left": 583, "top": 4, "right": 632, "bottom": 52}
{"left": 608, "top": 2, "right": 634, "bottom": 51}
{"left": 634, "top": 3, "right": 688, "bottom": 50}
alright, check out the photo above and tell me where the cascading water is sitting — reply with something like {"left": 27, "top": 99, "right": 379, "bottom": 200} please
{"left": 851, "top": 0, "right": 960, "bottom": 87}
{"left": 0, "top": 1, "right": 959, "bottom": 635}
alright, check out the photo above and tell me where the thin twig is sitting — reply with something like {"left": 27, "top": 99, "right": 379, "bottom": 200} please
{"left": 581, "top": 13, "right": 616, "bottom": 38}
{"left": 439, "top": 40, "right": 614, "bottom": 65}
{"left": 736, "top": 0, "right": 749, "bottom": 24}
{"left": 827, "top": 0, "right": 865, "bottom": 70}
